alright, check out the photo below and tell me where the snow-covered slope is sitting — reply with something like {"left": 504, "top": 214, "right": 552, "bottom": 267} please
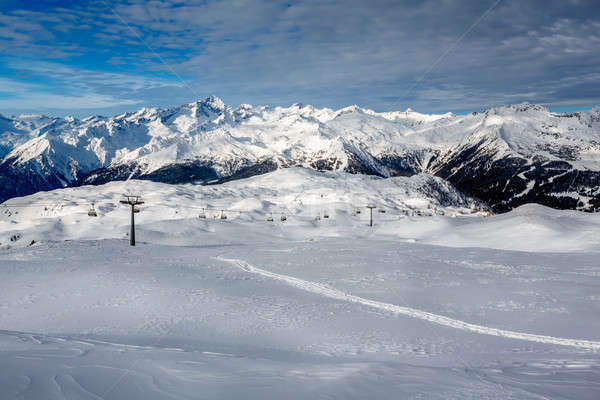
{"left": 380, "top": 203, "right": 600, "bottom": 252}
{"left": 0, "top": 167, "right": 487, "bottom": 248}
{"left": 3, "top": 166, "right": 600, "bottom": 254}
{"left": 2, "top": 98, "right": 600, "bottom": 211}
{"left": 430, "top": 104, "right": 600, "bottom": 211}
{"left": 0, "top": 113, "right": 52, "bottom": 158}
{"left": 2, "top": 169, "right": 600, "bottom": 399}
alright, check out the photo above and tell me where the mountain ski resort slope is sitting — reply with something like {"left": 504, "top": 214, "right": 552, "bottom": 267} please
{"left": 1, "top": 98, "right": 600, "bottom": 211}
{"left": 1, "top": 168, "right": 600, "bottom": 399}
{"left": 1, "top": 99, "right": 600, "bottom": 399}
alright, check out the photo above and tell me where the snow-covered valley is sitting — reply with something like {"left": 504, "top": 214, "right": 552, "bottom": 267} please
{"left": 1, "top": 169, "right": 599, "bottom": 399}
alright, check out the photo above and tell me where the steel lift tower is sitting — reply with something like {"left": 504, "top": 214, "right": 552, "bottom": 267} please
{"left": 120, "top": 195, "right": 144, "bottom": 246}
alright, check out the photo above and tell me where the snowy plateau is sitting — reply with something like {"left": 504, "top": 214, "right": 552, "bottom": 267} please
{"left": 0, "top": 99, "right": 600, "bottom": 399}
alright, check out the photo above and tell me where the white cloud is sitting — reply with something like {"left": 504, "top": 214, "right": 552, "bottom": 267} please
{"left": 0, "top": 62, "right": 186, "bottom": 114}
{"left": 0, "top": 0, "right": 599, "bottom": 114}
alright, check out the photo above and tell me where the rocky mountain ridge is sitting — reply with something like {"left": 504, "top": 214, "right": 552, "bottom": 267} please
{"left": 1, "top": 97, "right": 599, "bottom": 211}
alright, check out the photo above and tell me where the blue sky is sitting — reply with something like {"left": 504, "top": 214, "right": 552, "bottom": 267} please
{"left": 0, "top": 0, "right": 599, "bottom": 117}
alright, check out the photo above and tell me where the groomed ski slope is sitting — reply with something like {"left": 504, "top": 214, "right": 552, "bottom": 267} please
{"left": 1, "top": 170, "right": 600, "bottom": 399}
{"left": 219, "top": 257, "right": 600, "bottom": 350}
{"left": 2, "top": 235, "right": 600, "bottom": 400}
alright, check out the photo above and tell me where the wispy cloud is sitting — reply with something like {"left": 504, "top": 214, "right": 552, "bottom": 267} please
{"left": 0, "top": 61, "right": 184, "bottom": 115}
{"left": 0, "top": 0, "right": 599, "bottom": 116}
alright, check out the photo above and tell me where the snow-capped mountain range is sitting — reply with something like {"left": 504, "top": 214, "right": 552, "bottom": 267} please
{"left": 1, "top": 96, "right": 599, "bottom": 211}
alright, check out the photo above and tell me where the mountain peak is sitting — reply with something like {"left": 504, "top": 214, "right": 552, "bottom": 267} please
{"left": 336, "top": 105, "right": 362, "bottom": 115}
{"left": 201, "top": 95, "right": 226, "bottom": 111}
{"left": 3, "top": 98, "right": 600, "bottom": 213}
{"left": 506, "top": 102, "right": 549, "bottom": 113}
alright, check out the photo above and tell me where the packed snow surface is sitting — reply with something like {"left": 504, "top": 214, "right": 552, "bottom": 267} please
{"left": 0, "top": 167, "right": 488, "bottom": 247}
{"left": 1, "top": 169, "right": 599, "bottom": 399}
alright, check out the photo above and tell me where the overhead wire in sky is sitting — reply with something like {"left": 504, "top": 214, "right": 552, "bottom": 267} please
{"left": 389, "top": 0, "right": 503, "bottom": 111}
{"left": 98, "top": 0, "right": 205, "bottom": 186}
{"left": 100, "top": 0, "right": 201, "bottom": 101}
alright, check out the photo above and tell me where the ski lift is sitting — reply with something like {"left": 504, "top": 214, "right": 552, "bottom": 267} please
{"left": 87, "top": 203, "right": 97, "bottom": 217}
{"left": 378, "top": 209, "right": 386, "bottom": 213}
{"left": 133, "top": 206, "right": 140, "bottom": 214}
{"left": 267, "top": 213, "right": 274, "bottom": 222}
{"left": 280, "top": 214, "right": 287, "bottom": 222}
{"left": 220, "top": 210, "right": 227, "bottom": 220}
{"left": 315, "top": 215, "right": 321, "bottom": 221}
{"left": 323, "top": 212, "right": 329, "bottom": 219}
{"left": 355, "top": 209, "right": 361, "bottom": 214}
{"left": 199, "top": 208, "right": 206, "bottom": 219}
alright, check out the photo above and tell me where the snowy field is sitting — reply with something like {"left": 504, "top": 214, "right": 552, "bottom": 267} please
{"left": 1, "top": 169, "right": 600, "bottom": 399}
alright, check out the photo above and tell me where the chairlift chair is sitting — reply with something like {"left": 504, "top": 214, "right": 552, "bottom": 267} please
{"left": 220, "top": 210, "right": 227, "bottom": 220}
{"left": 267, "top": 213, "right": 274, "bottom": 222}
{"left": 280, "top": 214, "right": 287, "bottom": 222}
{"left": 199, "top": 208, "right": 206, "bottom": 219}
{"left": 87, "top": 203, "right": 97, "bottom": 217}
{"left": 133, "top": 207, "right": 140, "bottom": 213}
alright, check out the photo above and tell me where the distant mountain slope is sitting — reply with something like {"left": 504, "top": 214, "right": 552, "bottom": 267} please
{"left": 1, "top": 98, "right": 599, "bottom": 211}
{"left": 429, "top": 104, "right": 600, "bottom": 211}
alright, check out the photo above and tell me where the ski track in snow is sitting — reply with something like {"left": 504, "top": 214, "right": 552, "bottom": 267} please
{"left": 218, "top": 256, "right": 600, "bottom": 350}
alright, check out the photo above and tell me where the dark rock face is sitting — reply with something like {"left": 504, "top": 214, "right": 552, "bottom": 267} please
{"left": 431, "top": 141, "right": 600, "bottom": 212}
{"left": 308, "top": 158, "right": 344, "bottom": 172}
{"left": 0, "top": 163, "right": 54, "bottom": 202}
{"left": 0, "top": 144, "right": 11, "bottom": 159}
{"left": 143, "top": 163, "right": 219, "bottom": 184}
{"left": 0, "top": 156, "right": 83, "bottom": 203}
{"left": 377, "top": 155, "right": 419, "bottom": 176}
{"left": 377, "top": 150, "right": 439, "bottom": 177}
{"left": 344, "top": 156, "right": 383, "bottom": 176}
{"left": 74, "top": 160, "right": 219, "bottom": 187}
{"left": 74, "top": 163, "right": 140, "bottom": 186}
{"left": 206, "top": 159, "right": 278, "bottom": 185}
